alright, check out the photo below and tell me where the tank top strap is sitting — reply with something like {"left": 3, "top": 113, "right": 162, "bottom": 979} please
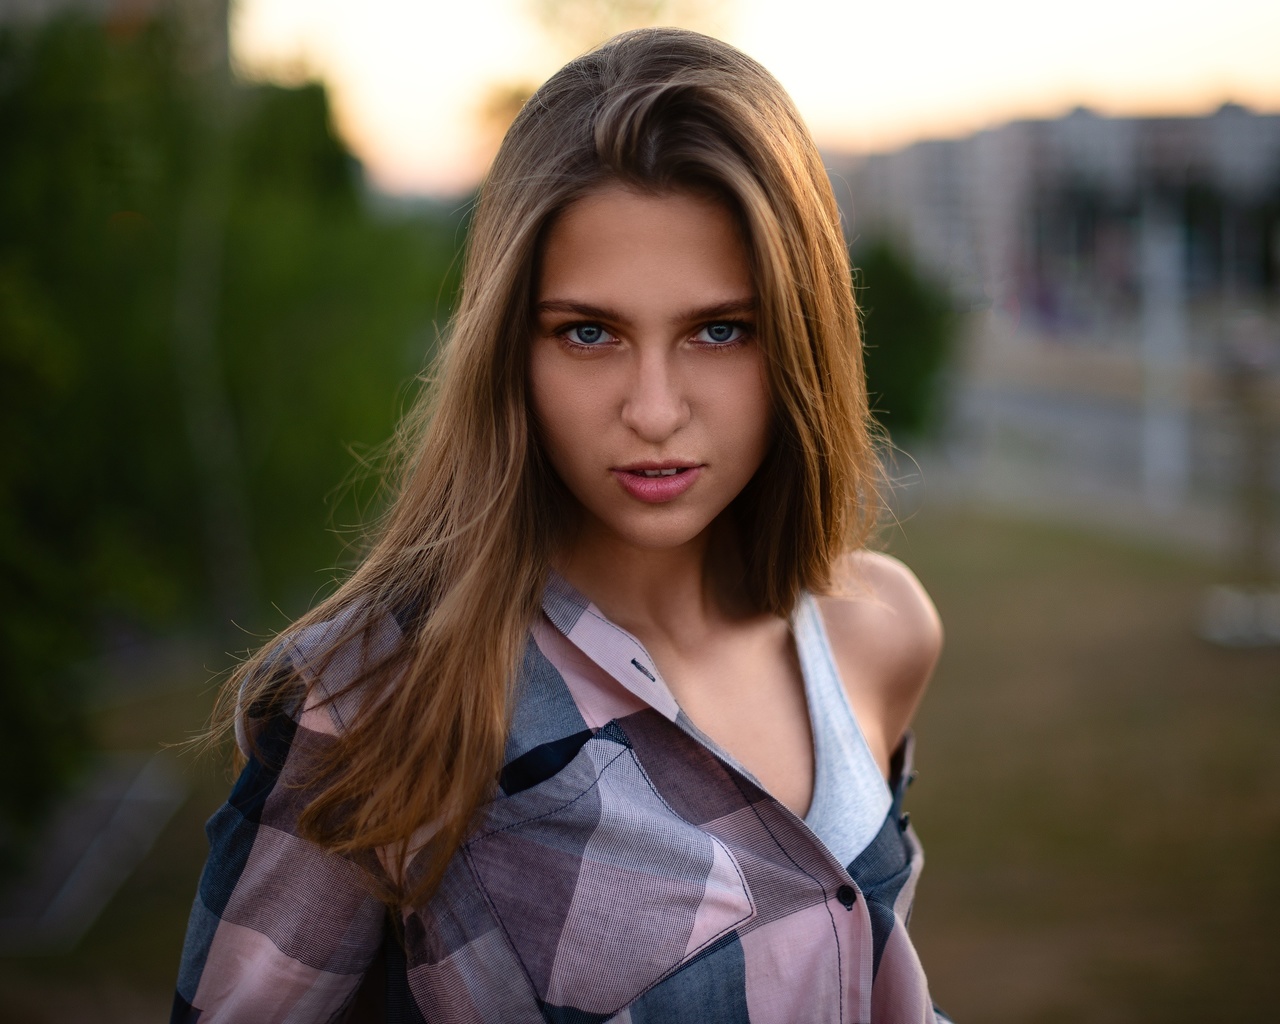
{"left": 793, "top": 592, "right": 893, "bottom": 870}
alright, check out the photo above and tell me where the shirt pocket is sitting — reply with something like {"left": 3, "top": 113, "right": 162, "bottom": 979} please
{"left": 464, "top": 721, "right": 755, "bottom": 1017}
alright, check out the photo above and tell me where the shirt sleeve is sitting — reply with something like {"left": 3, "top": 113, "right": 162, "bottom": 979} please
{"left": 171, "top": 699, "right": 387, "bottom": 1024}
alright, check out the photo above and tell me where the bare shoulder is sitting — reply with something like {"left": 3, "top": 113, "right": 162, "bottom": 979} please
{"left": 813, "top": 550, "right": 943, "bottom": 771}
{"left": 819, "top": 550, "right": 943, "bottom": 683}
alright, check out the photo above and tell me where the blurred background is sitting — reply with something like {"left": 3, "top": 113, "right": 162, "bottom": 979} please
{"left": 0, "top": 0, "right": 1276, "bottom": 1021}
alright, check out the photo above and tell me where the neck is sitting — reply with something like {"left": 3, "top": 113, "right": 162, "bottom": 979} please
{"left": 552, "top": 514, "right": 751, "bottom": 647}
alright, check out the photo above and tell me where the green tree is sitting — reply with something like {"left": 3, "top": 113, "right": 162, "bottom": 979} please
{"left": 853, "top": 239, "right": 954, "bottom": 438}
{"left": 0, "top": 12, "right": 463, "bottom": 867}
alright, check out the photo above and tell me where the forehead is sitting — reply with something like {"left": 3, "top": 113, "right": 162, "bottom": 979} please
{"left": 537, "top": 185, "right": 754, "bottom": 307}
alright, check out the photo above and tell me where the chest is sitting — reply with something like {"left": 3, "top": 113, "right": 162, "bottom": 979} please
{"left": 405, "top": 700, "right": 928, "bottom": 1024}
{"left": 391, "top": 612, "right": 933, "bottom": 1023}
{"left": 650, "top": 619, "right": 815, "bottom": 818}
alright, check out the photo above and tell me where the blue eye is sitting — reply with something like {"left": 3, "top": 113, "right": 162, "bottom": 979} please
{"left": 567, "top": 324, "right": 608, "bottom": 345}
{"left": 696, "top": 322, "right": 747, "bottom": 344}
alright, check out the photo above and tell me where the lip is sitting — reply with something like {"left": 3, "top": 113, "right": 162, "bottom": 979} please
{"left": 610, "top": 463, "right": 704, "bottom": 503}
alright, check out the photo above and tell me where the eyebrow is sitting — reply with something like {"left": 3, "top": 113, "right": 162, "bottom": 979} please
{"left": 535, "top": 298, "right": 757, "bottom": 324}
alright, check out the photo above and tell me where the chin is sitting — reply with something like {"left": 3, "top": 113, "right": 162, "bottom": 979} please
{"left": 596, "top": 507, "right": 720, "bottom": 552}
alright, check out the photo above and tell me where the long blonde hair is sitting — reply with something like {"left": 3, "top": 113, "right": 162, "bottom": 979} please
{"left": 222, "top": 27, "right": 879, "bottom": 909}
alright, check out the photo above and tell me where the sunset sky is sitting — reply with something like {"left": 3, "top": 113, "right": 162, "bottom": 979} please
{"left": 231, "top": 0, "right": 1280, "bottom": 195}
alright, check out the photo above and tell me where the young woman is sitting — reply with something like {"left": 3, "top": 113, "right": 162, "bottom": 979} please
{"left": 174, "top": 27, "right": 947, "bottom": 1024}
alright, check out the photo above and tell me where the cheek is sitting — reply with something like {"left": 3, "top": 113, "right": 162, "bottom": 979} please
{"left": 529, "top": 348, "right": 599, "bottom": 476}
{"left": 529, "top": 359, "right": 566, "bottom": 469}
{"left": 714, "top": 360, "right": 773, "bottom": 469}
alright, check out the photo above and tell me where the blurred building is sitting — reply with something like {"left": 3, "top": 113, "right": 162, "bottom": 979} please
{"left": 835, "top": 105, "right": 1280, "bottom": 569}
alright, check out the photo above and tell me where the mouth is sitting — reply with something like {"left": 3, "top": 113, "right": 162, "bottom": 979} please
{"left": 610, "top": 463, "right": 703, "bottom": 503}
{"left": 634, "top": 467, "right": 687, "bottom": 478}
{"left": 615, "top": 462, "right": 701, "bottom": 477}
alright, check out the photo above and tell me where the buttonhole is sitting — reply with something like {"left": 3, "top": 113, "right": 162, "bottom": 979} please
{"left": 630, "top": 658, "right": 656, "bottom": 682}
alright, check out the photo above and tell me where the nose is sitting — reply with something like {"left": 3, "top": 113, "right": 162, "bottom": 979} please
{"left": 621, "top": 349, "right": 689, "bottom": 443}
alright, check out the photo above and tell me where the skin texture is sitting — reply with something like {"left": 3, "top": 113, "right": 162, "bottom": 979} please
{"left": 530, "top": 185, "right": 771, "bottom": 558}
{"left": 529, "top": 185, "right": 940, "bottom": 813}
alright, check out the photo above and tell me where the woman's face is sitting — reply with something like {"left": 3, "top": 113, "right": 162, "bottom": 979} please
{"left": 529, "top": 184, "right": 771, "bottom": 554}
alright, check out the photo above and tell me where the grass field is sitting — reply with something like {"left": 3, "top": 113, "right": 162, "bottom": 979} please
{"left": 1, "top": 505, "right": 1276, "bottom": 1022}
{"left": 890, "top": 506, "right": 1280, "bottom": 1022}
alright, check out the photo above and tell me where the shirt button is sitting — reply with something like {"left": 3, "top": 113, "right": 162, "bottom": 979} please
{"left": 836, "top": 885, "right": 857, "bottom": 909}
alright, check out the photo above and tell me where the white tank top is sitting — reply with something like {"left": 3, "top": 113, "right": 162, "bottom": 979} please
{"left": 794, "top": 592, "right": 893, "bottom": 869}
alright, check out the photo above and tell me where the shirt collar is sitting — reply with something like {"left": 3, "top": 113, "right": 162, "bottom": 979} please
{"left": 540, "top": 570, "right": 681, "bottom": 721}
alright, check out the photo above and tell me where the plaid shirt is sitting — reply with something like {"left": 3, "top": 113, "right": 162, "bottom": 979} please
{"left": 174, "top": 574, "right": 948, "bottom": 1023}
